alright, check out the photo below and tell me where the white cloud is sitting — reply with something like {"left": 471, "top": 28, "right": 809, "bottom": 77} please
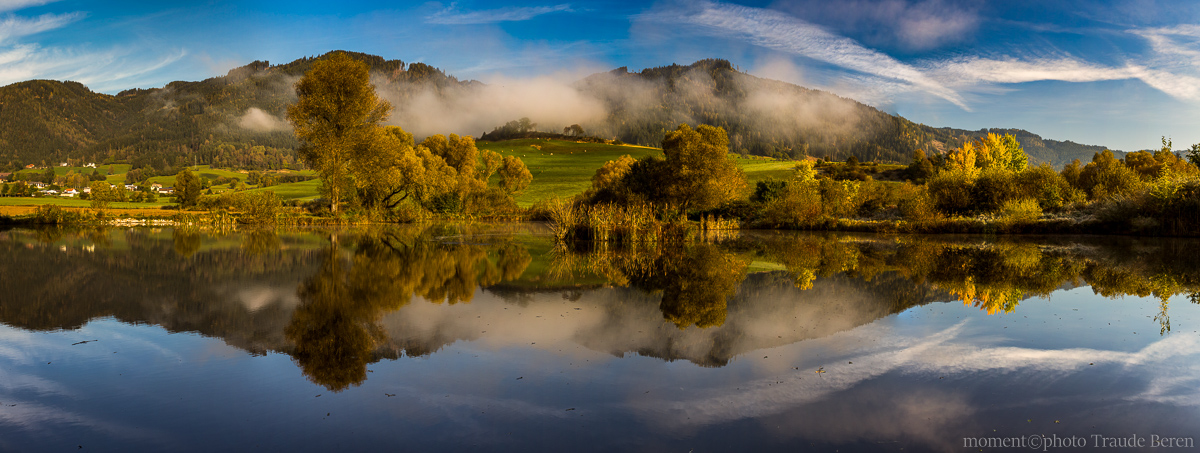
{"left": 0, "top": 0, "right": 60, "bottom": 13}
{"left": 237, "top": 108, "right": 291, "bottom": 133}
{"left": 0, "top": 43, "right": 186, "bottom": 92}
{"left": 426, "top": 3, "right": 572, "bottom": 25}
{"left": 0, "top": 12, "right": 80, "bottom": 44}
{"left": 640, "top": 1, "right": 1200, "bottom": 109}
{"left": 638, "top": 0, "right": 969, "bottom": 108}
{"left": 775, "top": 0, "right": 980, "bottom": 50}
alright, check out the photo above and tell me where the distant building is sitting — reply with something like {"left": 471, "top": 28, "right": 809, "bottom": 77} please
{"left": 61, "top": 189, "right": 77, "bottom": 197}
{"left": 124, "top": 184, "right": 138, "bottom": 191}
{"left": 24, "top": 164, "right": 35, "bottom": 169}
{"left": 59, "top": 163, "right": 68, "bottom": 167}
{"left": 85, "top": 163, "right": 96, "bottom": 168}
{"left": 159, "top": 187, "right": 175, "bottom": 195}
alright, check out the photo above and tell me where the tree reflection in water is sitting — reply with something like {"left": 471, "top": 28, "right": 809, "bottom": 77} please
{"left": 284, "top": 227, "right": 533, "bottom": 391}
{"left": 549, "top": 241, "right": 750, "bottom": 329}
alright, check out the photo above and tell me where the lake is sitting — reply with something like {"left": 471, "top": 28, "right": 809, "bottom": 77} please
{"left": 1, "top": 224, "right": 1198, "bottom": 452}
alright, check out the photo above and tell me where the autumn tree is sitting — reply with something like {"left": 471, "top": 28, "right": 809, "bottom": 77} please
{"left": 287, "top": 52, "right": 391, "bottom": 214}
{"left": 174, "top": 168, "right": 202, "bottom": 208}
{"left": 355, "top": 126, "right": 457, "bottom": 210}
{"left": 498, "top": 155, "right": 532, "bottom": 194}
{"left": 89, "top": 182, "right": 118, "bottom": 209}
{"left": 1076, "top": 150, "right": 1142, "bottom": 200}
{"left": 659, "top": 124, "right": 746, "bottom": 212}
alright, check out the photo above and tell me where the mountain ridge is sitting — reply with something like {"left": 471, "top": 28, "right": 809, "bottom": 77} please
{"left": 0, "top": 51, "right": 1116, "bottom": 172}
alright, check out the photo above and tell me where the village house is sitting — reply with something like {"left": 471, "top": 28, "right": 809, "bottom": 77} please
{"left": 61, "top": 189, "right": 78, "bottom": 197}
{"left": 85, "top": 163, "right": 97, "bottom": 168}
{"left": 24, "top": 164, "right": 35, "bottom": 169}
{"left": 124, "top": 184, "right": 138, "bottom": 191}
{"left": 159, "top": 186, "right": 175, "bottom": 195}
{"left": 28, "top": 181, "right": 46, "bottom": 189}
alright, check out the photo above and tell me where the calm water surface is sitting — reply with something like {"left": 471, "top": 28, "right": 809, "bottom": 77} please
{"left": 1, "top": 225, "right": 1198, "bottom": 452}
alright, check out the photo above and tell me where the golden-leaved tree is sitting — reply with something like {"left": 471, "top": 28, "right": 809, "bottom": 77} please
{"left": 287, "top": 52, "right": 392, "bottom": 214}
{"left": 660, "top": 123, "right": 746, "bottom": 212}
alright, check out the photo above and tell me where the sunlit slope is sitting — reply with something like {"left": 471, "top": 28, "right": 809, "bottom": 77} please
{"left": 480, "top": 138, "right": 795, "bottom": 206}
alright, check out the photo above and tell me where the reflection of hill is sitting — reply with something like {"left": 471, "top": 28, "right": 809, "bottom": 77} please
{"left": 0, "top": 228, "right": 320, "bottom": 354}
{"left": 3, "top": 227, "right": 1200, "bottom": 388}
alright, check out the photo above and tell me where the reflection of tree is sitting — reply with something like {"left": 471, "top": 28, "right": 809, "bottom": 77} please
{"left": 636, "top": 243, "right": 749, "bottom": 329}
{"left": 286, "top": 251, "right": 382, "bottom": 392}
{"left": 241, "top": 229, "right": 280, "bottom": 255}
{"left": 172, "top": 228, "right": 201, "bottom": 258}
{"left": 550, "top": 241, "right": 750, "bottom": 329}
{"left": 285, "top": 227, "right": 533, "bottom": 391}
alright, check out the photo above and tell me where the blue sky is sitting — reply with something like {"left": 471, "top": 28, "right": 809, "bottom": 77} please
{"left": 3, "top": 0, "right": 1200, "bottom": 150}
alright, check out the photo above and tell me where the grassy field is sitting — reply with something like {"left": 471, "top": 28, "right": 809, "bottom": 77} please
{"left": 245, "top": 178, "right": 323, "bottom": 200}
{"left": 2, "top": 139, "right": 798, "bottom": 212}
{"left": 479, "top": 139, "right": 666, "bottom": 206}
{"left": 480, "top": 138, "right": 795, "bottom": 207}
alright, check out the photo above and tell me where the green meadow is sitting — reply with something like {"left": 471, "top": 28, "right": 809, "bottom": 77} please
{"left": 4, "top": 139, "right": 796, "bottom": 209}
{"left": 480, "top": 139, "right": 795, "bottom": 207}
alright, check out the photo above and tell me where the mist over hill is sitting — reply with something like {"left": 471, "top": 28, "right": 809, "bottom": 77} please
{"left": 0, "top": 51, "right": 1116, "bottom": 172}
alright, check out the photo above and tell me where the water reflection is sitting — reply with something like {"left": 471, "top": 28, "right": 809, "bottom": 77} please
{"left": 2, "top": 226, "right": 1199, "bottom": 389}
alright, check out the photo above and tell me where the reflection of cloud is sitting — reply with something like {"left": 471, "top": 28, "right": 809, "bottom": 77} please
{"left": 632, "top": 320, "right": 1200, "bottom": 431}
{"left": 426, "top": 3, "right": 572, "bottom": 25}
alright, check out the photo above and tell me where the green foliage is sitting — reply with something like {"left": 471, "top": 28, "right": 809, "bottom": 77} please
{"left": 1017, "top": 163, "right": 1079, "bottom": 210}
{"left": 927, "top": 168, "right": 976, "bottom": 215}
{"left": 174, "top": 168, "right": 202, "bottom": 207}
{"left": 659, "top": 124, "right": 746, "bottom": 212}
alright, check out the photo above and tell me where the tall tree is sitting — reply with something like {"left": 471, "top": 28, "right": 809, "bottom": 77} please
{"left": 174, "top": 168, "right": 202, "bottom": 208}
{"left": 287, "top": 52, "right": 392, "bottom": 214}
{"left": 660, "top": 124, "right": 746, "bottom": 212}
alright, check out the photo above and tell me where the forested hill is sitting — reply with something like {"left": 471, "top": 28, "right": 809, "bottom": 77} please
{"left": 0, "top": 51, "right": 477, "bottom": 172}
{"left": 570, "top": 59, "right": 1114, "bottom": 166}
{"left": 0, "top": 52, "right": 1112, "bottom": 172}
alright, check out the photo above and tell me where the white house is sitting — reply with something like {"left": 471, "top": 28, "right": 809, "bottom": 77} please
{"left": 85, "top": 163, "right": 96, "bottom": 168}
{"left": 61, "top": 189, "right": 77, "bottom": 197}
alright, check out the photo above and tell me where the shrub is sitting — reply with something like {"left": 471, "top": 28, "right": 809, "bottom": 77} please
{"left": 1078, "top": 150, "right": 1143, "bottom": 200}
{"left": 895, "top": 183, "right": 942, "bottom": 222}
{"left": 927, "top": 168, "right": 976, "bottom": 215}
{"left": 971, "top": 167, "right": 1019, "bottom": 213}
{"left": 998, "top": 198, "right": 1042, "bottom": 223}
{"left": 760, "top": 181, "right": 822, "bottom": 227}
{"left": 1017, "top": 164, "right": 1079, "bottom": 210}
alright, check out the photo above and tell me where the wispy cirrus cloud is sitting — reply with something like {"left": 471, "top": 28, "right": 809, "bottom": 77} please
{"left": 0, "top": 43, "right": 187, "bottom": 91}
{"left": 426, "top": 3, "right": 572, "bottom": 25}
{"left": 641, "top": 1, "right": 1200, "bottom": 109}
{"left": 0, "top": 0, "right": 60, "bottom": 13}
{"left": 0, "top": 11, "right": 81, "bottom": 44}
{"left": 637, "top": 0, "right": 968, "bottom": 108}
{"left": 774, "top": 0, "right": 981, "bottom": 51}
